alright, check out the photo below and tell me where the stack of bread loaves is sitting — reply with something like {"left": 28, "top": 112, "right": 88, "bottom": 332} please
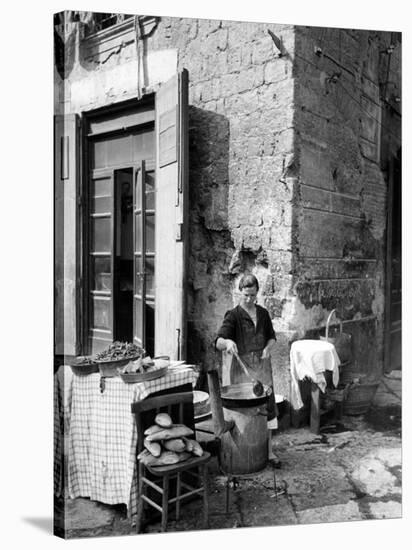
{"left": 138, "top": 412, "right": 203, "bottom": 467}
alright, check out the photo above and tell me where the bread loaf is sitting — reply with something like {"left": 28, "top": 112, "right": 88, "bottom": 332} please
{"left": 146, "top": 424, "right": 194, "bottom": 442}
{"left": 163, "top": 438, "right": 186, "bottom": 452}
{"left": 144, "top": 438, "right": 162, "bottom": 457}
{"left": 138, "top": 449, "right": 191, "bottom": 467}
{"left": 144, "top": 424, "right": 164, "bottom": 436}
{"left": 155, "top": 413, "right": 173, "bottom": 428}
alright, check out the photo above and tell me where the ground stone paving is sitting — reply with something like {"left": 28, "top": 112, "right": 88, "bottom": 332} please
{"left": 58, "top": 375, "right": 402, "bottom": 538}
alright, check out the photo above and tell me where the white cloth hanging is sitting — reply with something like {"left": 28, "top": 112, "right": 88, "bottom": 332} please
{"left": 290, "top": 340, "right": 340, "bottom": 409}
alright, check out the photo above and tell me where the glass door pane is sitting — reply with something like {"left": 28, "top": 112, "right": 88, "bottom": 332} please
{"left": 133, "top": 160, "right": 155, "bottom": 356}
{"left": 88, "top": 171, "right": 115, "bottom": 354}
{"left": 133, "top": 164, "right": 145, "bottom": 349}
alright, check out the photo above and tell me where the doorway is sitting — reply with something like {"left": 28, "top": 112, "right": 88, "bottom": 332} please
{"left": 86, "top": 119, "right": 155, "bottom": 356}
{"left": 114, "top": 168, "right": 134, "bottom": 343}
{"left": 384, "top": 149, "right": 402, "bottom": 372}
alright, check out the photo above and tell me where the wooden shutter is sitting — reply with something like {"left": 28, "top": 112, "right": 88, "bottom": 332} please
{"left": 133, "top": 163, "right": 145, "bottom": 348}
{"left": 88, "top": 169, "right": 115, "bottom": 354}
{"left": 54, "top": 114, "right": 80, "bottom": 357}
{"left": 155, "top": 70, "right": 189, "bottom": 360}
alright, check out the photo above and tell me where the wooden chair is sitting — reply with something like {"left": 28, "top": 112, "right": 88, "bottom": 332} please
{"left": 131, "top": 392, "right": 211, "bottom": 533}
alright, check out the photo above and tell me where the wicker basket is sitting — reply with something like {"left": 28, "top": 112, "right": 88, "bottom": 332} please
{"left": 69, "top": 357, "right": 99, "bottom": 375}
{"left": 320, "top": 309, "right": 352, "bottom": 363}
{"left": 339, "top": 362, "right": 360, "bottom": 385}
{"left": 342, "top": 382, "right": 380, "bottom": 415}
{"left": 119, "top": 366, "right": 168, "bottom": 384}
{"left": 95, "top": 355, "right": 141, "bottom": 377}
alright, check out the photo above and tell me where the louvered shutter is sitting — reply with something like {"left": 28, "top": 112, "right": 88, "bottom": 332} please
{"left": 54, "top": 114, "right": 80, "bottom": 356}
{"left": 154, "top": 70, "right": 189, "bottom": 360}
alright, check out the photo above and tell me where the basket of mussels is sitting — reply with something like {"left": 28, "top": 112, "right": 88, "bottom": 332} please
{"left": 68, "top": 355, "right": 99, "bottom": 376}
{"left": 93, "top": 341, "right": 144, "bottom": 377}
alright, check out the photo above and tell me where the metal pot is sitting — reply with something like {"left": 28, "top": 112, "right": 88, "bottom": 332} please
{"left": 221, "top": 382, "right": 270, "bottom": 408}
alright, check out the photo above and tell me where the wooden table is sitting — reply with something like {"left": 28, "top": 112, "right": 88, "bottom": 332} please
{"left": 54, "top": 364, "right": 198, "bottom": 516}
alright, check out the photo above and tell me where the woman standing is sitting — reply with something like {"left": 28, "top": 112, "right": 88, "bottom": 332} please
{"left": 215, "top": 274, "right": 280, "bottom": 465}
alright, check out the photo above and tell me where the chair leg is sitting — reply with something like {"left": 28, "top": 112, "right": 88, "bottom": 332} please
{"left": 136, "top": 463, "right": 144, "bottom": 534}
{"left": 161, "top": 476, "right": 169, "bottom": 532}
{"left": 202, "top": 465, "right": 209, "bottom": 528}
{"left": 176, "top": 472, "right": 181, "bottom": 521}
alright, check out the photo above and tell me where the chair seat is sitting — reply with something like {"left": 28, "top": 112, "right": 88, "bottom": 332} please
{"left": 146, "top": 451, "right": 211, "bottom": 476}
{"left": 132, "top": 391, "right": 211, "bottom": 532}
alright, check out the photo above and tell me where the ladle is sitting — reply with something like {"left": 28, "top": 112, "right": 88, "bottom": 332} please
{"left": 233, "top": 351, "right": 264, "bottom": 397}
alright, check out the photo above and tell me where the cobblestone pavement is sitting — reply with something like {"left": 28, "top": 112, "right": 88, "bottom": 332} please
{"left": 55, "top": 371, "right": 401, "bottom": 539}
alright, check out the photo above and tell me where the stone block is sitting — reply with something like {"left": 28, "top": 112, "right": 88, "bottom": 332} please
{"left": 360, "top": 95, "right": 380, "bottom": 142}
{"left": 236, "top": 66, "right": 264, "bottom": 93}
{"left": 296, "top": 501, "right": 362, "bottom": 524}
{"left": 252, "top": 38, "right": 275, "bottom": 65}
{"left": 331, "top": 193, "right": 362, "bottom": 218}
{"left": 204, "top": 27, "right": 228, "bottom": 52}
{"left": 201, "top": 78, "right": 221, "bottom": 103}
{"left": 301, "top": 184, "right": 330, "bottom": 211}
{"left": 264, "top": 59, "right": 289, "bottom": 84}
{"left": 66, "top": 498, "right": 114, "bottom": 531}
{"left": 368, "top": 500, "right": 402, "bottom": 520}
{"left": 240, "top": 488, "right": 298, "bottom": 526}
{"left": 220, "top": 72, "right": 238, "bottom": 97}
{"left": 275, "top": 127, "right": 294, "bottom": 155}
{"left": 350, "top": 456, "right": 400, "bottom": 498}
{"left": 360, "top": 137, "right": 379, "bottom": 163}
{"left": 226, "top": 46, "right": 242, "bottom": 71}
{"left": 299, "top": 209, "right": 377, "bottom": 260}
{"left": 362, "top": 40, "right": 380, "bottom": 81}
{"left": 362, "top": 76, "right": 380, "bottom": 102}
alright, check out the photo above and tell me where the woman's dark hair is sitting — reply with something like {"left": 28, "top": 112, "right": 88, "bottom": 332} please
{"left": 238, "top": 274, "right": 259, "bottom": 292}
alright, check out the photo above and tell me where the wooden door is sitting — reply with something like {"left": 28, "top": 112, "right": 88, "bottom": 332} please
{"left": 88, "top": 169, "right": 115, "bottom": 354}
{"left": 154, "top": 70, "right": 189, "bottom": 360}
{"left": 133, "top": 160, "right": 156, "bottom": 355}
{"left": 384, "top": 152, "right": 402, "bottom": 372}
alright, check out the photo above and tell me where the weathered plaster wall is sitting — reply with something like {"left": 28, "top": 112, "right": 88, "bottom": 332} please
{"left": 54, "top": 14, "right": 401, "bottom": 399}
{"left": 165, "top": 18, "right": 296, "bottom": 390}
{"left": 291, "top": 27, "right": 401, "bottom": 380}
{"left": 54, "top": 15, "right": 296, "bottom": 394}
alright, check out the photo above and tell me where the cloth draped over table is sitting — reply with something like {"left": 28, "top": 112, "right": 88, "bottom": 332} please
{"left": 54, "top": 365, "right": 73, "bottom": 497}
{"left": 54, "top": 364, "right": 198, "bottom": 517}
{"left": 290, "top": 340, "right": 340, "bottom": 410}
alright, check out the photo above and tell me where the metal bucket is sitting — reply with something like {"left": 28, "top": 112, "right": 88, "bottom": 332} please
{"left": 220, "top": 383, "right": 270, "bottom": 475}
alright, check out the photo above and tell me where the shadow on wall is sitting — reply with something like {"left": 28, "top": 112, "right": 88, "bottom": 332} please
{"left": 186, "top": 106, "right": 232, "bottom": 380}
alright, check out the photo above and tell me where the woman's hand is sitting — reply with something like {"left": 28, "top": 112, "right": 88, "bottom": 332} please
{"left": 261, "top": 339, "right": 276, "bottom": 359}
{"left": 224, "top": 339, "right": 238, "bottom": 355}
{"left": 215, "top": 337, "right": 238, "bottom": 354}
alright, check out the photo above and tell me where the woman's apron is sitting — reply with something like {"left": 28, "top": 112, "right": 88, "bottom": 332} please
{"left": 222, "top": 350, "right": 278, "bottom": 428}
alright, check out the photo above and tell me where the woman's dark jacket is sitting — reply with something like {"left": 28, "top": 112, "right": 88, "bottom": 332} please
{"left": 216, "top": 304, "right": 276, "bottom": 355}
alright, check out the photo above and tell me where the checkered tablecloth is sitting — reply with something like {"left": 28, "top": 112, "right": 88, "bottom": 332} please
{"left": 55, "top": 365, "right": 198, "bottom": 515}
{"left": 54, "top": 365, "right": 73, "bottom": 497}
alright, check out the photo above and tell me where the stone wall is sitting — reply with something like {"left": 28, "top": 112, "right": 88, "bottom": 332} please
{"left": 54, "top": 13, "right": 401, "bottom": 399}
{"left": 143, "top": 17, "right": 297, "bottom": 385}
{"left": 291, "top": 27, "right": 401, "bottom": 380}
{"left": 54, "top": 14, "right": 297, "bottom": 393}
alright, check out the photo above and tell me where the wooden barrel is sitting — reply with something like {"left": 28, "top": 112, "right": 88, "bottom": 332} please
{"left": 343, "top": 382, "right": 380, "bottom": 415}
{"left": 220, "top": 403, "right": 268, "bottom": 474}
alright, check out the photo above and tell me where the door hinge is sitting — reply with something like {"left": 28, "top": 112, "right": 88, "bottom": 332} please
{"left": 176, "top": 328, "right": 181, "bottom": 361}
{"left": 176, "top": 223, "right": 183, "bottom": 241}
